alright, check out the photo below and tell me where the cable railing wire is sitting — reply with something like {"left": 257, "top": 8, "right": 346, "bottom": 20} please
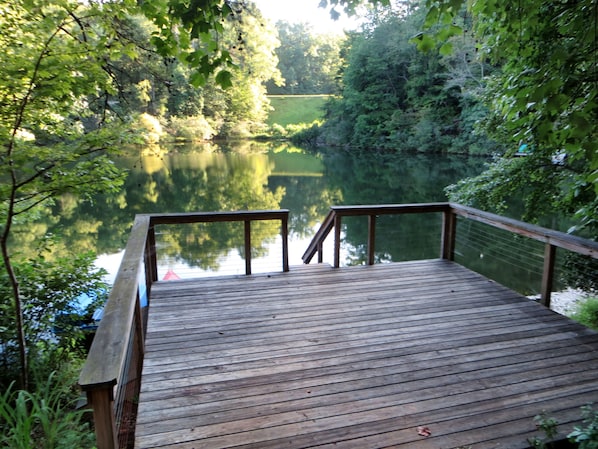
{"left": 455, "top": 232, "right": 545, "bottom": 276}
{"left": 455, "top": 230, "right": 545, "bottom": 276}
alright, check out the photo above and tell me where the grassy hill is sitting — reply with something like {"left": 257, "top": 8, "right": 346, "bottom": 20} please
{"left": 266, "top": 95, "right": 329, "bottom": 126}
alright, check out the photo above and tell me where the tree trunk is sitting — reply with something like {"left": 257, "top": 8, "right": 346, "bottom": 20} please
{"left": 1, "top": 178, "right": 28, "bottom": 390}
{"left": 0, "top": 237, "right": 28, "bottom": 390}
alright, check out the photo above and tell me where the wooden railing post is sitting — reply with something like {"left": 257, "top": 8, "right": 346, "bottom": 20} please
{"left": 367, "top": 214, "right": 376, "bottom": 265}
{"left": 334, "top": 214, "right": 342, "bottom": 268}
{"left": 441, "top": 209, "right": 457, "bottom": 260}
{"left": 86, "top": 387, "right": 118, "bottom": 449}
{"left": 244, "top": 220, "right": 252, "bottom": 275}
{"left": 134, "top": 293, "right": 145, "bottom": 358}
{"left": 541, "top": 243, "right": 556, "bottom": 307}
{"left": 281, "top": 214, "right": 289, "bottom": 272}
{"left": 147, "top": 225, "right": 158, "bottom": 283}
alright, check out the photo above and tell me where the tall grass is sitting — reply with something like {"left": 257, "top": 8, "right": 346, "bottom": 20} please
{"left": 0, "top": 371, "right": 95, "bottom": 449}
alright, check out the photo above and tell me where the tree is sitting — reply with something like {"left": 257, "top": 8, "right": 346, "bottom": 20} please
{"left": 416, "top": 0, "right": 598, "bottom": 236}
{"left": 0, "top": 0, "right": 137, "bottom": 389}
{"left": 318, "top": 0, "right": 392, "bottom": 19}
{"left": 267, "top": 22, "right": 345, "bottom": 95}
{"left": 0, "top": 248, "right": 108, "bottom": 389}
{"left": 323, "top": 13, "right": 417, "bottom": 148}
{"left": 139, "top": 0, "right": 240, "bottom": 88}
{"left": 213, "top": 1, "right": 283, "bottom": 136}
{"left": 0, "top": 0, "right": 283, "bottom": 389}
{"left": 320, "top": 4, "right": 494, "bottom": 153}
{"left": 320, "top": 0, "right": 596, "bottom": 235}
{"left": 105, "top": 2, "right": 282, "bottom": 139}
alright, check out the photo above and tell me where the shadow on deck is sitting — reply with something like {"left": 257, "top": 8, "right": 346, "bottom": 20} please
{"left": 135, "top": 260, "right": 598, "bottom": 449}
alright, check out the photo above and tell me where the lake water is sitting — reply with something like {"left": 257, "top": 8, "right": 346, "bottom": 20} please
{"left": 28, "top": 140, "right": 572, "bottom": 296}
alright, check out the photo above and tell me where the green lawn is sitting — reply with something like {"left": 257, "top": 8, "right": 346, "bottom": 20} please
{"left": 266, "top": 95, "right": 330, "bottom": 126}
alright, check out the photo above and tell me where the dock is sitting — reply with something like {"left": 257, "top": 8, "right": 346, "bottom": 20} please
{"left": 78, "top": 204, "right": 598, "bottom": 449}
{"left": 134, "top": 260, "right": 598, "bottom": 448}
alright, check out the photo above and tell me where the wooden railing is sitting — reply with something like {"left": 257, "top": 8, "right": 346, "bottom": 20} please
{"left": 302, "top": 202, "right": 598, "bottom": 306}
{"left": 79, "top": 210, "right": 289, "bottom": 449}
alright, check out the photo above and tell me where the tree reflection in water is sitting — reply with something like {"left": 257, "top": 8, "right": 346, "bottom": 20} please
{"left": 22, "top": 143, "right": 551, "bottom": 290}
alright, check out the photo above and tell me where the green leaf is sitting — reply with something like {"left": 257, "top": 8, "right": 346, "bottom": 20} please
{"left": 410, "top": 33, "right": 435, "bottom": 52}
{"left": 189, "top": 71, "right": 207, "bottom": 87}
{"left": 423, "top": 5, "right": 440, "bottom": 28}
{"left": 439, "top": 42, "right": 453, "bottom": 55}
{"left": 215, "top": 70, "right": 233, "bottom": 89}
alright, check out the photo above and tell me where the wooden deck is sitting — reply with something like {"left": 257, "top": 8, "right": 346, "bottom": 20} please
{"left": 134, "top": 259, "right": 598, "bottom": 449}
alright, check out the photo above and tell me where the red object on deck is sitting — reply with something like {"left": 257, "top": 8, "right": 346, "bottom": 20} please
{"left": 163, "top": 269, "right": 181, "bottom": 281}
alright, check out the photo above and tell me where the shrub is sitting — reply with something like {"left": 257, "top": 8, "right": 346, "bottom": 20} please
{"left": 0, "top": 245, "right": 108, "bottom": 389}
{"left": 288, "top": 120, "right": 323, "bottom": 147}
{"left": 268, "top": 123, "right": 288, "bottom": 139}
{"left": 218, "top": 120, "right": 253, "bottom": 139}
{"left": 132, "top": 113, "right": 164, "bottom": 143}
{"left": 569, "top": 404, "right": 598, "bottom": 448}
{"left": 570, "top": 297, "right": 598, "bottom": 331}
{"left": 168, "top": 115, "right": 215, "bottom": 141}
{"left": 562, "top": 254, "right": 598, "bottom": 292}
{"left": 0, "top": 370, "right": 95, "bottom": 449}
{"left": 528, "top": 411, "right": 559, "bottom": 449}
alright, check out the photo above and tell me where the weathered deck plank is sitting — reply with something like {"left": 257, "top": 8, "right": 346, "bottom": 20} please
{"left": 134, "top": 259, "right": 598, "bottom": 449}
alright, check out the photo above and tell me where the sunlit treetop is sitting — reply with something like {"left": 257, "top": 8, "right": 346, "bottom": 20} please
{"left": 139, "top": 0, "right": 393, "bottom": 86}
{"left": 318, "top": 0, "right": 391, "bottom": 19}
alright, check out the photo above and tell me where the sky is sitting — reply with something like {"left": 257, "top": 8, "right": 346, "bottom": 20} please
{"left": 251, "top": 0, "right": 363, "bottom": 34}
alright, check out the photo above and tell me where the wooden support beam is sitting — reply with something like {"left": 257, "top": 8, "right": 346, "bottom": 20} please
{"left": 334, "top": 214, "right": 342, "bottom": 268}
{"left": 244, "top": 220, "right": 251, "bottom": 275}
{"left": 541, "top": 243, "right": 556, "bottom": 307}
{"left": 281, "top": 214, "right": 289, "bottom": 272}
{"left": 87, "top": 388, "right": 118, "bottom": 449}
{"left": 441, "top": 210, "right": 457, "bottom": 260}
{"left": 367, "top": 214, "right": 376, "bottom": 265}
{"left": 147, "top": 225, "right": 157, "bottom": 283}
{"left": 134, "top": 294, "right": 145, "bottom": 358}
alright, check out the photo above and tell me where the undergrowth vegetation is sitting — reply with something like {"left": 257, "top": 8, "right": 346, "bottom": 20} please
{"left": 570, "top": 298, "right": 598, "bottom": 331}
{"left": 529, "top": 405, "right": 598, "bottom": 449}
{"left": 0, "top": 242, "right": 106, "bottom": 447}
{"left": 0, "top": 367, "right": 95, "bottom": 448}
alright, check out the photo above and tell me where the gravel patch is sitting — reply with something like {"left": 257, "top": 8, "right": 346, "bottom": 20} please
{"left": 529, "top": 288, "right": 595, "bottom": 316}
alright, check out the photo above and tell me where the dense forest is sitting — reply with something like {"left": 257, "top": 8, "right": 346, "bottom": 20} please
{"left": 1, "top": 0, "right": 597, "bottom": 446}
{"left": 316, "top": 6, "right": 497, "bottom": 154}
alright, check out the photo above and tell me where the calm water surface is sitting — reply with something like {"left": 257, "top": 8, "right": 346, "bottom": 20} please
{"left": 28, "top": 140, "right": 568, "bottom": 296}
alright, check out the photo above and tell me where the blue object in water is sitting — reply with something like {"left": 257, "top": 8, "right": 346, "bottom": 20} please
{"left": 517, "top": 143, "right": 529, "bottom": 155}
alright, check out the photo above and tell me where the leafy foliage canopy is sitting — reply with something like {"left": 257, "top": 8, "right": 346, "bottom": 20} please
{"left": 417, "top": 0, "right": 597, "bottom": 233}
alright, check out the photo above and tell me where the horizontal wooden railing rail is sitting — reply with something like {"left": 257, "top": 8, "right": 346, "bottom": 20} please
{"left": 302, "top": 202, "right": 598, "bottom": 307}
{"left": 147, "top": 210, "right": 290, "bottom": 278}
{"left": 79, "top": 209, "right": 289, "bottom": 449}
{"left": 301, "top": 203, "right": 452, "bottom": 267}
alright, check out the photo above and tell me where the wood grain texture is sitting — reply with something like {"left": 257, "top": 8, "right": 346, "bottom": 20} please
{"left": 134, "top": 260, "right": 598, "bottom": 449}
